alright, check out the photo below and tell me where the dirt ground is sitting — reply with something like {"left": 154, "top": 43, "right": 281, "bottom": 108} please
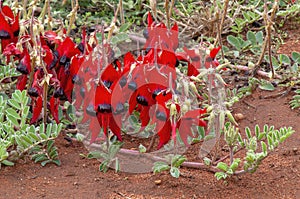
{"left": 1, "top": 21, "right": 300, "bottom": 199}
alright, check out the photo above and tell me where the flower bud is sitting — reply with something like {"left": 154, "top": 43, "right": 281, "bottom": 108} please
{"left": 170, "top": 103, "right": 177, "bottom": 117}
{"left": 39, "top": 24, "right": 44, "bottom": 33}
{"left": 33, "top": 24, "right": 39, "bottom": 35}
{"left": 189, "top": 82, "right": 199, "bottom": 95}
{"left": 182, "top": 104, "right": 189, "bottom": 114}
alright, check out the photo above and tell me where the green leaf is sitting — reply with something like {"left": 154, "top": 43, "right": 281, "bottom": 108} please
{"left": 32, "top": 154, "right": 48, "bottom": 163}
{"left": 229, "top": 159, "right": 240, "bottom": 171}
{"left": 170, "top": 167, "right": 180, "bottom": 178}
{"left": 23, "top": 106, "right": 30, "bottom": 120}
{"left": 41, "top": 160, "right": 52, "bottom": 167}
{"left": 47, "top": 140, "right": 55, "bottom": 152}
{"left": 99, "top": 160, "right": 109, "bottom": 172}
{"left": 259, "top": 80, "right": 275, "bottom": 91}
{"left": 278, "top": 54, "right": 291, "bottom": 65}
{"left": 110, "top": 33, "right": 129, "bottom": 45}
{"left": 255, "top": 31, "right": 264, "bottom": 44}
{"left": 8, "top": 99, "right": 21, "bottom": 110}
{"left": 46, "top": 124, "right": 52, "bottom": 137}
{"left": 52, "top": 159, "right": 61, "bottom": 166}
{"left": 153, "top": 161, "right": 170, "bottom": 173}
{"left": 172, "top": 155, "right": 186, "bottom": 168}
{"left": 292, "top": 52, "right": 300, "bottom": 63}
{"left": 1, "top": 160, "right": 14, "bottom": 166}
{"left": 138, "top": 144, "right": 146, "bottom": 153}
{"left": 39, "top": 133, "right": 48, "bottom": 140}
{"left": 261, "top": 141, "right": 267, "bottom": 155}
{"left": 215, "top": 172, "right": 228, "bottom": 180}
{"left": 22, "top": 135, "right": 33, "bottom": 145}
{"left": 247, "top": 31, "right": 256, "bottom": 45}
{"left": 245, "top": 127, "right": 252, "bottom": 139}
{"left": 12, "top": 90, "right": 21, "bottom": 103}
{"left": 21, "top": 90, "right": 27, "bottom": 104}
{"left": 203, "top": 157, "right": 211, "bottom": 166}
{"left": 39, "top": 123, "right": 45, "bottom": 134}
{"left": 6, "top": 114, "right": 19, "bottom": 127}
{"left": 119, "top": 23, "right": 131, "bottom": 32}
{"left": 216, "top": 162, "right": 229, "bottom": 172}
{"left": 6, "top": 108, "right": 21, "bottom": 120}
{"left": 227, "top": 35, "right": 241, "bottom": 50}
{"left": 49, "top": 148, "right": 58, "bottom": 159}
{"left": 115, "top": 158, "right": 120, "bottom": 172}
{"left": 255, "top": 125, "right": 260, "bottom": 137}
{"left": 87, "top": 151, "right": 105, "bottom": 159}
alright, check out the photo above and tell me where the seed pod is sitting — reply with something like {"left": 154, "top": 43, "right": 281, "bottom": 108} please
{"left": 219, "top": 110, "right": 225, "bottom": 129}
{"left": 206, "top": 105, "right": 213, "bottom": 113}
{"left": 189, "top": 82, "right": 199, "bottom": 95}
{"left": 226, "top": 110, "right": 238, "bottom": 126}
{"left": 183, "top": 80, "right": 189, "bottom": 97}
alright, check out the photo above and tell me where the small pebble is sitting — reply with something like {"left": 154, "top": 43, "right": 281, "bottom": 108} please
{"left": 154, "top": 179, "right": 162, "bottom": 185}
{"left": 234, "top": 113, "right": 245, "bottom": 121}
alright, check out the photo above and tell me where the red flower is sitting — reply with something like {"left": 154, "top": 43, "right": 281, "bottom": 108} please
{"left": 153, "top": 91, "right": 174, "bottom": 149}
{"left": 92, "top": 83, "right": 122, "bottom": 143}
{"left": 144, "top": 13, "right": 179, "bottom": 51}
{"left": 0, "top": 5, "right": 19, "bottom": 51}
{"left": 28, "top": 69, "right": 43, "bottom": 97}
{"left": 16, "top": 48, "right": 31, "bottom": 75}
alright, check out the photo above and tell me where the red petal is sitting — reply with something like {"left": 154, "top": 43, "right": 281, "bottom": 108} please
{"left": 16, "top": 75, "right": 27, "bottom": 90}
{"left": 109, "top": 116, "right": 122, "bottom": 141}
{"left": 210, "top": 46, "right": 221, "bottom": 59}
{"left": 147, "top": 12, "right": 153, "bottom": 27}
{"left": 157, "top": 121, "right": 172, "bottom": 149}
{"left": 50, "top": 96, "right": 60, "bottom": 123}
{"left": 89, "top": 117, "right": 101, "bottom": 143}
{"left": 30, "top": 96, "right": 43, "bottom": 124}
{"left": 94, "top": 83, "right": 111, "bottom": 107}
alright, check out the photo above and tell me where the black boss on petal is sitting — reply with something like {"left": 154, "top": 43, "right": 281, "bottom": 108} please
{"left": 119, "top": 76, "right": 127, "bottom": 88}
{"left": 77, "top": 43, "right": 84, "bottom": 53}
{"left": 80, "top": 87, "right": 85, "bottom": 98}
{"left": 156, "top": 111, "right": 167, "bottom": 121}
{"left": 128, "top": 81, "right": 137, "bottom": 91}
{"left": 59, "top": 55, "right": 68, "bottom": 65}
{"left": 72, "top": 74, "right": 82, "bottom": 85}
{"left": 103, "top": 80, "right": 113, "bottom": 89}
{"left": 0, "top": 30, "right": 11, "bottom": 39}
{"left": 16, "top": 63, "right": 29, "bottom": 74}
{"left": 86, "top": 104, "right": 96, "bottom": 116}
{"left": 97, "top": 103, "right": 112, "bottom": 113}
{"left": 114, "top": 102, "right": 124, "bottom": 114}
{"left": 136, "top": 95, "right": 148, "bottom": 106}
{"left": 28, "top": 87, "right": 39, "bottom": 97}
{"left": 152, "top": 89, "right": 162, "bottom": 100}
{"left": 54, "top": 87, "right": 65, "bottom": 98}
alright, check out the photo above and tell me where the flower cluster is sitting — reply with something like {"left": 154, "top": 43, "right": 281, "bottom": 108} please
{"left": 0, "top": 5, "right": 96, "bottom": 124}
{"left": 74, "top": 13, "right": 213, "bottom": 149}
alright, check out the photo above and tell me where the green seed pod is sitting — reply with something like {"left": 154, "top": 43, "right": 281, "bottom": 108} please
{"left": 189, "top": 82, "right": 199, "bottom": 95}
{"left": 183, "top": 80, "right": 189, "bottom": 97}
{"left": 225, "top": 110, "right": 238, "bottom": 126}
{"left": 219, "top": 110, "right": 225, "bottom": 129}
